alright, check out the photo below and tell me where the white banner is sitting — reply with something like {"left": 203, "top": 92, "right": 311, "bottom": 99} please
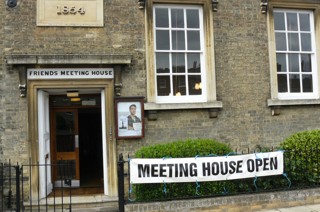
{"left": 130, "top": 151, "right": 284, "bottom": 184}
{"left": 28, "top": 68, "right": 114, "bottom": 79}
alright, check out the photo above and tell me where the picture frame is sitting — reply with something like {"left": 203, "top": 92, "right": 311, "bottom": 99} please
{"left": 114, "top": 97, "right": 145, "bottom": 139}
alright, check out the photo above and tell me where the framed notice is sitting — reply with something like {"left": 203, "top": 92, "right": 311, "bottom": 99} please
{"left": 115, "top": 97, "right": 144, "bottom": 139}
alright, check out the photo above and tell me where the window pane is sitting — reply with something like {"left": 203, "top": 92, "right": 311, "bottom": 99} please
{"left": 172, "top": 53, "right": 185, "bottom": 73}
{"left": 154, "top": 6, "right": 204, "bottom": 101}
{"left": 275, "top": 32, "right": 287, "bottom": 51}
{"left": 288, "top": 54, "right": 299, "bottom": 72}
{"left": 274, "top": 12, "right": 285, "bottom": 30}
{"left": 188, "top": 75, "right": 202, "bottom": 95}
{"left": 289, "top": 74, "right": 301, "bottom": 92}
{"left": 187, "top": 9, "right": 199, "bottom": 28}
{"left": 173, "top": 75, "right": 186, "bottom": 96}
{"left": 56, "top": 135, "right": 75, "bottom": 152}
{"left": 155, "top": 8, "right": 169, "bottom": 28}
{"left": 301, "top": 54, "right": 311, "bottom": 73}
{"left": 287, "top": 13, "right": 298, "bottom": 31}
{"left": 274, "top": 10, "right": 315, "bottom": 97}
{"left": 187, "top": 31, "right": 200, "bottom": 50}
{"left": 156, "top": 53, "right": 170, "bottom": 73}
{"left": 187, "top": 53, "right": 201, "bottom": 73}
{"left": 276, "top": 53, "right": 287, "bottom": 72}
{"left": 156, "top": 30, "right": 170, "bottom": 50}
{"left": 56, "top": 112, "right": 75, "bottom": 152}
{"left": 56, "top": 112, "right": 75, "bottom": 132}
{"left": 277, "top": 74, "right": 288, "bottom": 92}
{"left": 300, "top": 13, "right": 310, "bottom": 31}
{"left": 157, "top": 76, "right": 171, "bottom": 96}
{"left": 301, "top": 33, "right": 311, "bottom": 51}
{"left": 288, "top": 33, "right": 299, "bottom": 51}
{"left": 57, "top": 160, "right": 76, "bottom": 179}
{"left": 302, "top": 74, "right": 313, "bottom": 92}
{"left": 172, "top": 30, "right": 185, "bottom": 50}
{"left": 171, "top": 9, "right": 184, "bottom": 28}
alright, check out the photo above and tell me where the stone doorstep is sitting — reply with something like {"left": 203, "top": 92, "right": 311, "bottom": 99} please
{"left": 23, "top": 195, "right": 119, "bottom": 210}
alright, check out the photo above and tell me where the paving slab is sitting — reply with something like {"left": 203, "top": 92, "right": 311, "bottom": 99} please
{"left": 258, "top": 204, "right": 320, "bottom": 212}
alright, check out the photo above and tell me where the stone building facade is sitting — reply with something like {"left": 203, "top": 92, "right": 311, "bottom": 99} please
{"left": 1, "top": 0, "right": 320, "bottom": 204}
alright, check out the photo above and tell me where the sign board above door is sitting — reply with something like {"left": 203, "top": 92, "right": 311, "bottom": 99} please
{"left": 28, "top": 68, "right": 114, "bottom": 79}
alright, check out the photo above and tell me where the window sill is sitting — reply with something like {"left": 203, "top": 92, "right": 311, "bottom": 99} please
{"left": 267, "top": 99, "right": 320, "bottom": 116}
{"left": 267, "top": 99, "right": 320, "bottom": 107}
{"left": 144, "top": 101, "right": 223, "bottom": 120}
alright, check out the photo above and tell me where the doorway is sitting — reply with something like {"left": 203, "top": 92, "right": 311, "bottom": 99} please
{"left": 30, "top": 80, "right": 116, "bottom": 198}
{"left": 50, "top": 94, "right": 104, "bottom": 193}
{"left": 78, "top": 108, "right": 103, "bottom": 187}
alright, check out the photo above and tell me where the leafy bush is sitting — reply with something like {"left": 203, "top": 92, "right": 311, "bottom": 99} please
{"left": 132, "top": 138, "right": 235, "bottom": 201}
{"left": 280, "top": 129, "right": 320, "bottom": 187}
{"left": 135, "top": 138, "right": 232, "bottom": 158}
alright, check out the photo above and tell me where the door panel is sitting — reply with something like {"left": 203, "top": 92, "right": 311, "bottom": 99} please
{"left": 38, "top": 90, "right": 52, "bottom": 198}
{"left": 51, "top": 109, "right": 80, "bottom": 187}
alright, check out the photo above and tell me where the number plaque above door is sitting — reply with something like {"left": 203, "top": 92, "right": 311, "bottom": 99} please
{"left": 37, "top": 0, "right": 104, "bottom": 27}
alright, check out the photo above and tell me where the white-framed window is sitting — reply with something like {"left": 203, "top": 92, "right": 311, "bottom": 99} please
{"left": 154, "top": 5, "right": 206, "bottom": 103}
{"left": 273, "top": 9, "right": 318, "bottom": 100}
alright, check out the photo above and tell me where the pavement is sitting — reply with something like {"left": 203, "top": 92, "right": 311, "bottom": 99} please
{"left": 258, "top": 203, "right": 320, "bottom": 212}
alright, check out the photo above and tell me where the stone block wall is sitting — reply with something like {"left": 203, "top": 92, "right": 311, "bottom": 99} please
{"left": 125, "top": 188, "right": 320, "bottom": 212}
{"left": 0, "top": 0, "right": 319, "bottom": 164}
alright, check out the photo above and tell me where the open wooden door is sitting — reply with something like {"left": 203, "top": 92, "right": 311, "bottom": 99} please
{"left": 51, "top": 108, "right": 80, "bottom": 187}
{"left": 38, "top": 90, "right": 52, "bottom": 198}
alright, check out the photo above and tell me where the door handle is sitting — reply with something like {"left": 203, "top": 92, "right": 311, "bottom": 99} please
{"left": 75, "top": 135, "right": 79, "bottom": 148}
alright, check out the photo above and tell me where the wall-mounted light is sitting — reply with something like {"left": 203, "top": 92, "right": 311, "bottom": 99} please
{"left": 67, "top": 91, "right": 79, "bottom": 98}
{"left": 212, "top": 0, "right": 218, "bottom": 12}
{"left": 261, "top": 0, "right": 268, "bottom": 14}
{"left": 70, "top": 97, "right": 81, "bottom": 102}
{"left": 138, "top": 0, "right": 145, "bottom": 9}
{"left": 6, "top": 0, "right": 17, "bottom": 8}
{"left": 18, "top": 66, "right": 27, "bottom": 97}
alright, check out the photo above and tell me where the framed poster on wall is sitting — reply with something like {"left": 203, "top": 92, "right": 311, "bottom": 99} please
{"left": 115, "top": 97, "right": 145, "bottom": 139}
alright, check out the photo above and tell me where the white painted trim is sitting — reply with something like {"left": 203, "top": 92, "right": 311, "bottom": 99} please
{"left": 38, "top": 90, "right": 53, "bottom": 199}
{"left": 101, "top": 90, "right": 109, "bottom": 195}
{"left": 153, "top": 5, "right": 206, "bottom": 103}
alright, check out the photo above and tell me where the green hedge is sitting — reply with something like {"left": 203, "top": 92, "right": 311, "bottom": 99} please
{"left": 135, "top": 138, "right": 232, "bottom": 158}
{"left": 280, "top": 129, "right": 320, "bottom": 150}
{"left": 280, "top": 129, "right": 320, "bottom": 186}
{"left": 129, "top": 131, "right": 320, "bottom": 201}
{"left": 132, "top": 138, "right": 235, "bottom": 201}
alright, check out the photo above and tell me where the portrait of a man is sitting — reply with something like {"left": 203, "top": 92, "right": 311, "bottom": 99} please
{"left": 115, "top": 98, "right": 144, "bottom": 138}
{"left": 127, "top": 104, "right": 141, "bottom": 130}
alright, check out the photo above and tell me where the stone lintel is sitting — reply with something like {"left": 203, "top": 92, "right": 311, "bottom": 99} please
{"left": 5, "top": 54, "right": 132, "bottom": 65}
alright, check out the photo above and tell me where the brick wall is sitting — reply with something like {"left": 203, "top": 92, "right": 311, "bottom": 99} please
{"left": 117, "top": 0, "right": 320, "bottom": 157}
{"left": 0, "top": 0, "right": 319, "bottom": 166}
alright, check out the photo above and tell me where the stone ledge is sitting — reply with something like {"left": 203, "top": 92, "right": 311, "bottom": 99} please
{"left": 125, "top": 188, "right": 320, "bottom": 212}
{"left": 4, "top": 54, "right": 132, "bottom": 65}
{"left": 144, "top": 101, "right": 223, "bottom": 119}
{"left": 144, "top": 101, "right": 223, "bottom": 111}
{"left": 267, "top": 99, "right": 320, "bottom": 107}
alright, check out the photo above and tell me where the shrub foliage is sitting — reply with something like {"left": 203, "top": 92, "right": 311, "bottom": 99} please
{"left": 132, "top": 138, "right": 236, "bottom": 201}
{"left": 128, "top": 131, "right": 320, "bottom": 201}
{"left": 135, "top": 138, "right": 232, "bottom": 158}
{"left": 280, "top": 129, "right": 320, "bottom": 187}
